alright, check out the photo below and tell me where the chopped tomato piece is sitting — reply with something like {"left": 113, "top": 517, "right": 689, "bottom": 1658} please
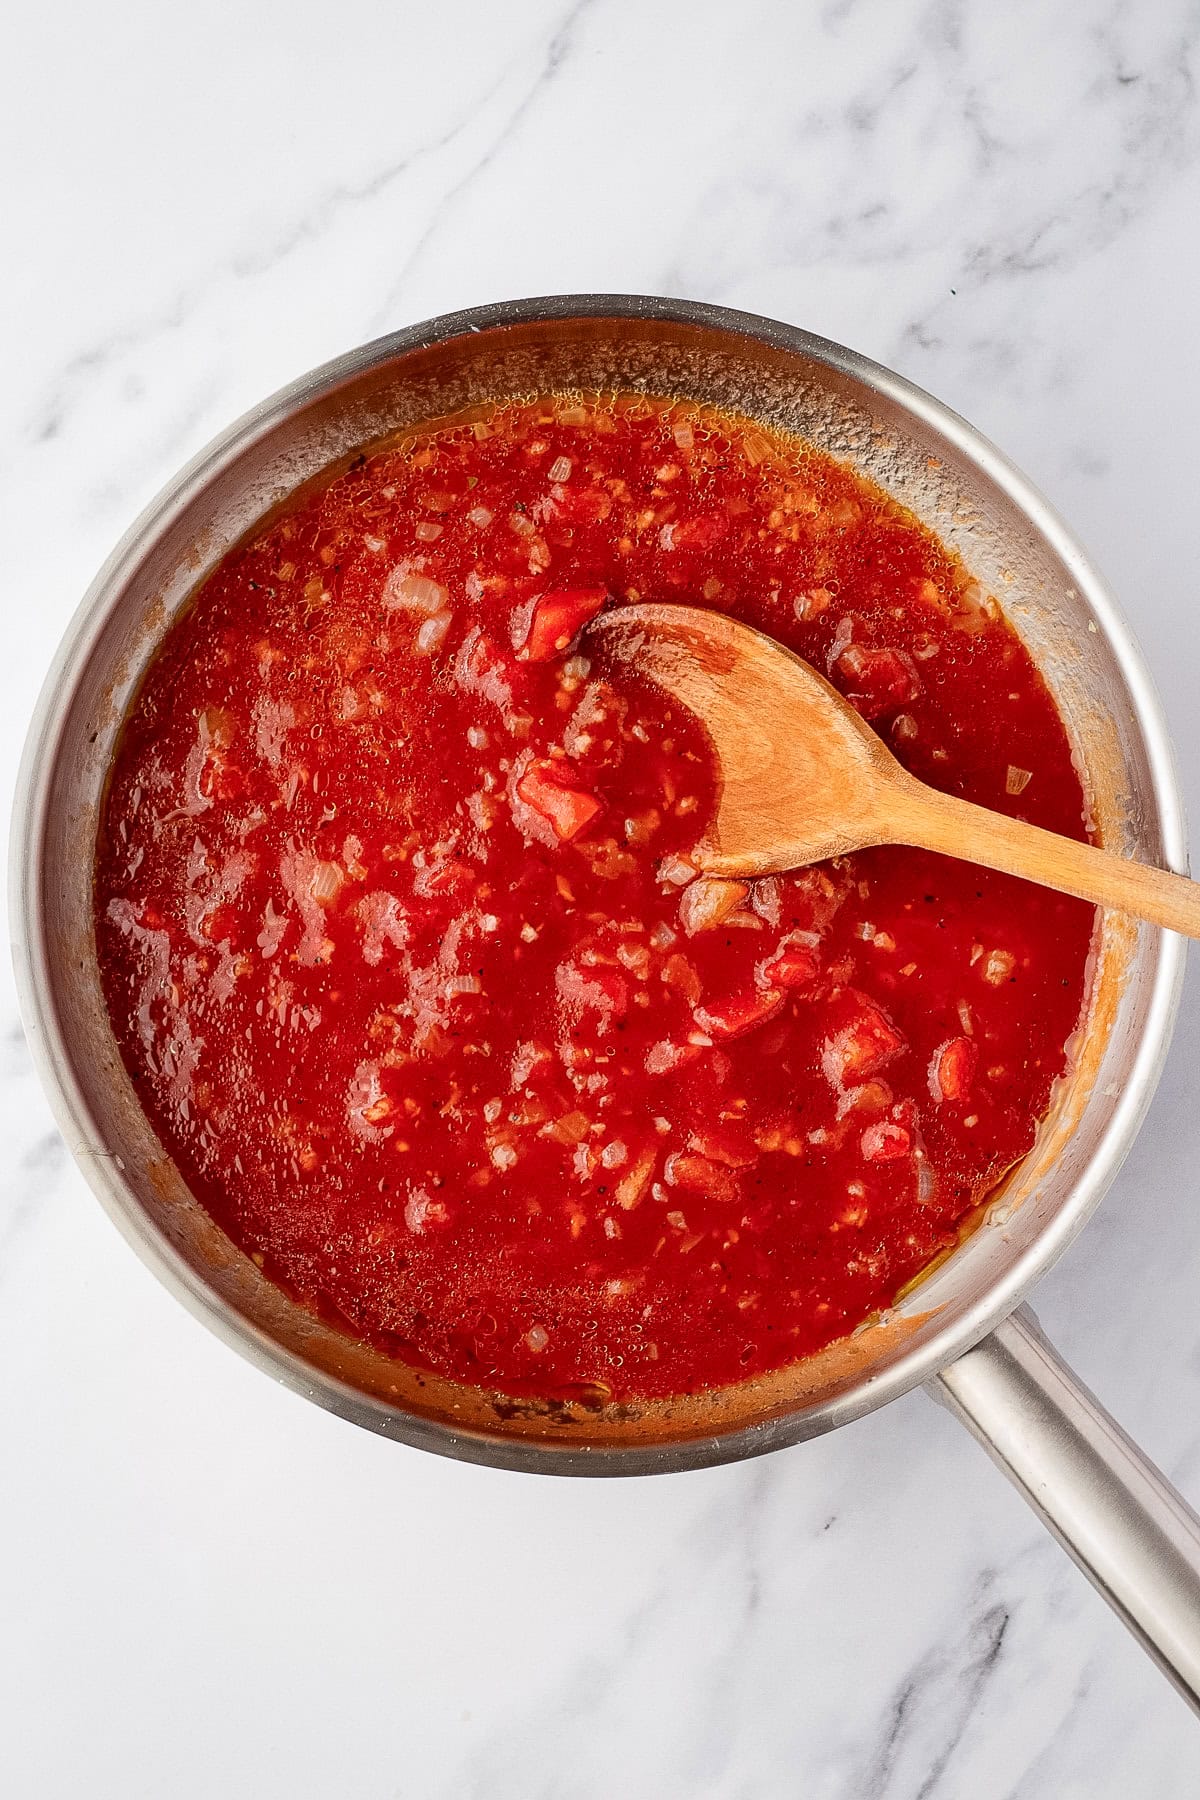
{"left": 415, "top": 857, "right": 473, "bottom": 896}
{"left": 522, "top": 587, "right": 608, "bottom": 660}
{"left": 689, "top": 1128, "right": 756, "bottom": 1169}
{"left": 614, "top": 1143, "right": 657, "bottom": 1209}
{"left": 671, "top": 513, "right": 729, "bottom": 552}
{"left": 822, "top": 996, "right": 905, "bottom": 1086}
{"left": 929, "top": 1036, "right": 977, "bottom": 1102}
{"left": 661, "top": 953, "right": 702, "bottom": 1003}
{"left": 664, "top": 1151, "right": 742, "bottom": 1203}
{"left": 861, "top": 1120, "right": 912, "bottom": 1163}
{"left": 759, "top": 944, "right": 819, "bottom": 989}
{"left": 200, "top": 904, "right": 240, "bottom": 945}
{"left": 644, "top": 1040, "right": 701, "bottom": 1075}
{"left": 456, "top": 627, "right": 519, "bottom": 710}
{"left": 695, "top": 988, "right": 786, "bottom": 1041}
{"left": 551, "top": 486, "right": 613, "bottom": 527}
{"left": 516, "top": 760, "right": 602, "bottom": 841}
{"left": 542, "top": 1109, "right": 592, "bottom": 1146}
{"left": 200, "top": 751, "right": 244, "bottom": 800}
{"left": 833, "top": 642, "right": 921, "bottom": 719}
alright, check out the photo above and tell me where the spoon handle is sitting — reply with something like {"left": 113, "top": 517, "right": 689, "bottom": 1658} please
{"left": 889, "top": 779, "right": 1200, "bottom": 937}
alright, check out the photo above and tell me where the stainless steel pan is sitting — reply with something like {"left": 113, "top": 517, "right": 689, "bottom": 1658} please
{"left": 13, "top": 296, "right": 1200, "bottom": 1706}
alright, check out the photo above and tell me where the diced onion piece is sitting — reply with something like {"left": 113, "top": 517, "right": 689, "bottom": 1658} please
{"left": 309, "top": 860, "right": 344, "bottom": 906}
{"left": 614, "top": 1144, "right": 657, "bottom": 1209}
{"left": 981, "top": 948, "right": 1016, "bottom": 986}
{"left": 657, "top": 854, "right": 696, "bottom": 888}
{"left": 661, "top": 953, "right": 702, "bottom": 1003}
{"left": 616, "top": 941, "right": 650, "bottom": 976}
{"left": 623, "top": 810, "right": 659, "bottom": 849}
{"left": 742, "top": 430, "right": 770, "bottom": 466}
{"left": 543, "top": 1109, "right": 592, "bottom": 1146}
{"left": 750, "top": 877, "right": 782, "bottom": 926}
{"left": 415, "top": 610, "right": 453, "bottom": 655}
{"left": 511, "top": 1039, "right": 549, "bottom": 1087}
{"left": 547, "top": 456, "right": 573, "bottom": 483}
{"left": 555, "top": 961, "right": 627, "bottom": 1020}
{"left": 383, "top": 568, "right": 448, "bottom": 614}
{"left": 679, "top": 877, "right": 750, "bottom": 936}
{"left": 467, "top": 506, "right": 493, "bottom": 528}
{"left": 354, "top": 891, "right": 409, "bottom": 965}
{"left": 1006, "top": 764, "right": 1033, "bottom": 796}
{"left": 444, "top": 974, "right": 482, "bottom": 999}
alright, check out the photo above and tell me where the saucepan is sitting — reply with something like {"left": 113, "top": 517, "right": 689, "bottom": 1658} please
{"left": 13, "top": 296, "right": 1200, "bottom": 1707}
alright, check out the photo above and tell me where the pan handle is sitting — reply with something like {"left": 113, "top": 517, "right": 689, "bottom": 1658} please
{"left": 933, "top": 1304, "right": 1200, "bottom": 1713}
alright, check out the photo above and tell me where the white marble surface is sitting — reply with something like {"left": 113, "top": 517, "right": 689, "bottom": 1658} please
{"left": 4, "top": 2, "right": 1200, "bottom": 1793}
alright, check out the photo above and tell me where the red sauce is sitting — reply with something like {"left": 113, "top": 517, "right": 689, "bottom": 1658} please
{"left": 95, "top": 396, "right": 1094, "bottom": 1401}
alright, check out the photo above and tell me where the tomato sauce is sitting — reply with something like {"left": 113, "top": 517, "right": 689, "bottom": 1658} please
{"left": 94, "top": 396, "right": 1095, "bottom": 1401}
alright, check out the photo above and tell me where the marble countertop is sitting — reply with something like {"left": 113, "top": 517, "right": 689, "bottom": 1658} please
{"left": 5, "top": 2, "right": 1200, "bottom": 1793}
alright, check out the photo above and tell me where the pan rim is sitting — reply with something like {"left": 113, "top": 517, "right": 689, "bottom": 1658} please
{"left": 10, "top": 293, "right": 1188, "bottom": 1475}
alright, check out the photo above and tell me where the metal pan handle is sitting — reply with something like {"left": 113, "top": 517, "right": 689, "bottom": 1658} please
{"left": 933, "top": 1304, "right": 1200, "bottom": 1713}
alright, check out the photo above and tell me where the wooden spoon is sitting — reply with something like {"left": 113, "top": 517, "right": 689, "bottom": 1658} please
{"left": 589, "top": 603, "right": 1200, "bottom": 937}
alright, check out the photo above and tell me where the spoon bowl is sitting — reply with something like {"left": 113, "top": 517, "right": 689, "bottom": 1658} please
{"left": 592, "top": 602, "right": 1200, "bottom": 939}
{"left": 591, "top": 602, "right": 912, "bottom": 875}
